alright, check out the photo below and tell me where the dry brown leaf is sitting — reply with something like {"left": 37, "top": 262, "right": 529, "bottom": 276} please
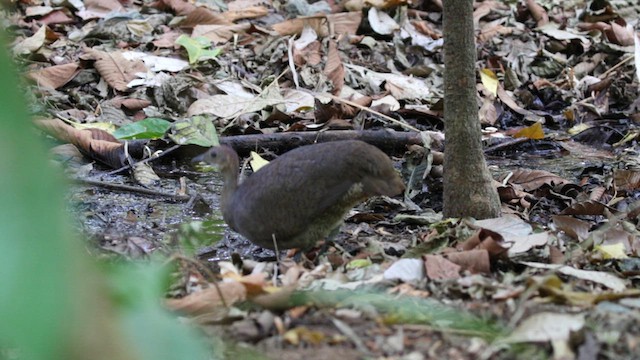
{"left": 72, "top": 130, "right": 125, "bottom": 169}
{"left": 329, "top": 12, "right": 363, "bottom": 35}
{"left": 232, "top": 272, "right": 269, "bottom": 297}
{"left": 507, "top": 232, "right": 549, "bottom": 255}
{"left": 472, "top": 1, "right": 492, "bottom": 24}
{"left": 119, "top": 98, "right": 152, "bottom": 111}
{"left": 595, "top": 226, "right": 634, "bottom": 251}
{"left": 25, "top": 6, "right": 54, "bottom": 17}
{"left": 552, "top": 215, "right": 590, "bottom": 242}
{"left": 479, "top": 95, "right": 497, "bottom": 125}
{"left": 497, "top": 86, "right": 544, "bottom": 122}
{"left": 192, "top": 23, "right": 251, "bottom": 43}
{"left": 78, "top": 0, "right": 125, "bottom": 19}
{"left": 28, "top": 63, "right": 80, "bottom": 89}
{"left": 324, "top": 39, "right": 344, "bottom": 95}
{"left": 152, "top": 0, "right": 197, "bottom": 16}
{"left": 34, "top": 118, "right": 76, "bottom": 143}
{"left": 152, "top": 31, "right": 182, "bottom": 48}
{"left": 34, "top": 118, "right": 125, "bottom": 168}
{"left": 40, "top": 10, "right": 74, "bottom": 25}
{"left": 411, "top": 20, "right": 441, "bottom": 39}
{"left": 445, "top": 249, "right": 491, "bottom": 274}
{"left": 293, "top": 40, "right": 321, "bottom": 67}
{"left": 228, "top": 0, "right": 269, "bottom": 11}
{"left": 180, "top": 7, "right": 233, "bottom": 28}
{"left": 423, "top": 254, "right": 461, "bottom": 280}
{"left": 525, "top": 0, "right": 548, "bottom": 27}
{"left": 325, "top": 118, "right": 354, "bottom": 129}
{"left": 272, "top": 16, "right": 327, "bottom": 36}
{"left": 224, "top": 6, "right": 269, "bottom": 22}
{"left": 13, "top": 25, "right": 58, "bottom": 55}
{"left": 502, "top": 168, "right": 570, "bottom": 192}
{"left": 605, "top": 21, "right": 634, "bottom": 46}
{"left": 84, "top": 48, "right": 147, "bottom": 92}
{"left": 496, "top": 180, "right": 532, "bottom": 203}
{"left": 576, "top": 21, "right": 610, "bottom": 32}
{"left": 272, "top": 12, "right": 362, "bottom": 37}
{"left": 478, "top": 23, "right": 512, "bottom": 44}
{"left": 561, "top": 200, "right": 612, "bottom": 216}
{"left": 166, "top": 282, "right": 247, "bottom": 315}
{"left": 85, "top": 0, "right": 124, "bottom": 13}
{"left": 549, "top": 245, "right": 564, "bottom": 264}
{"left": 614, "top": 169, "right": 640, "bottom": 192}
{"left": 462, "top": 228, "right": 509, "bottom": 258}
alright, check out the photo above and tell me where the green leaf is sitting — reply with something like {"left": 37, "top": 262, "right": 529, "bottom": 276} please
{"left": 0, "top": 35, "right": 74, "bottom": 359}
{"left": 285, "top": 290, "right": 504, "bottom": 340}
{"left": 174, "top": 219, "right": 226, "bottom": 256}
{"left": 113, "top": 117, "right": 172, "bottom": 140}
{"left": 107, "top": 261, "right": 212, "bottom": 360}
{"left": 169, "top": 116, "right": 219, "bottom": 147}
{"left": 175, "top": 35, "right": 222, "bottom": 64}
{"left": 0, "top": 38, "right": 213, "bottom": 360}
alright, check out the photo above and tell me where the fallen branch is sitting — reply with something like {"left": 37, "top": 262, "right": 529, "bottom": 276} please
{"left": 217, "top": 130, "right": 437, "bottom": 156}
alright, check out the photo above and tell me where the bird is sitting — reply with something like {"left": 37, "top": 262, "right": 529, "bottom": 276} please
{"left": 193, "top": 140, "right": 405, "bottom": 251}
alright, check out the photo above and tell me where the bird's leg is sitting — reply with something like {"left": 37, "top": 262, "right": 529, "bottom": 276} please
{"left": 271, "top": 233, "right": 280, "bottom": 264}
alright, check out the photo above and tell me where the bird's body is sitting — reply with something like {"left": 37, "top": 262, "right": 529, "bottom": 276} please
{"left": 194, "top": 140, "right": 405, "bottom": 250}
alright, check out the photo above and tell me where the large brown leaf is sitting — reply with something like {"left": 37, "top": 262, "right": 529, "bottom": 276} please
{"left": 84, "top": 48, "right": 147, "bottom": 92}
{"left": 501, "top": 168, "right": 571, "bottom": 192}
{"left": 34, "top": 118, "right": 126, "bottom": 169}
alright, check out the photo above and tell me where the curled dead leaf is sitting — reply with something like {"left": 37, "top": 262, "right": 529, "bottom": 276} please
{"left": 28, "top": 63, "right": 80, "bottom": 89}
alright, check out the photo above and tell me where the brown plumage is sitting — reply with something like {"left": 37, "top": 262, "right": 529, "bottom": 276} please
{"left": 193, "top": 140, "right": 405, "bottom": 250}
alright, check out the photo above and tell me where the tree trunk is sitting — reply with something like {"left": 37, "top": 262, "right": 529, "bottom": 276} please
{"left": 442, "top": 0, "right": 501, "bottom": 218}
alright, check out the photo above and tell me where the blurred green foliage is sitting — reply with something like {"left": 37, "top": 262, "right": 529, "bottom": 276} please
{"left": 0, "top": 36, "right": 211, "bottom": 359}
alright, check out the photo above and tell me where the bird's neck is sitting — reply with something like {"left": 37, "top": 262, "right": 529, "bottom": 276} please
{"left": 220, "top": 152, "right": 240, "bottom": 213}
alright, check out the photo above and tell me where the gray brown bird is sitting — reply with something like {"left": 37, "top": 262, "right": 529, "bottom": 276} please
{"left": 193, "top": 140, "right": 405, "bottom": 250}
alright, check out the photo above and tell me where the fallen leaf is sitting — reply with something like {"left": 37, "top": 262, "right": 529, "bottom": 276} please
{"left": 368, "top": 8, "right": 399, "bottom": 35}
{"left": 552, "top": 215, "right": 590, "bottom": 242}
{"left": 250, "top": 151, "right": 269, "bottom": 172}
{"left": 165, "top": 281, "right": 247, "bottom": 316}
{"left": 512, "top": 122, "right": 544, "bottom": 140}
{"left": 84, "top": 48, "right": 147, "bottom": 92}
{"left": 595, "top": 243, "right": 628, "bottom": 259}
{"left": 424, "top": 254, "right": 461, "bottom": 280}
{"left": 521, "top": 262, "right": 627, "bottom": 292}
{"left": 479, "top": 68, "right": 498, "bottom": 96}
{"left": 383, "top": 258, "right": 425, "bottom": 282}
{"left": 503, "top": 312, "right": 584, "bottom": 343}
{"left": 28, "top": 63, "right": 79, "bottom": 89}
{"left": 445, "top": 250, "right": 491, "bottom": 274}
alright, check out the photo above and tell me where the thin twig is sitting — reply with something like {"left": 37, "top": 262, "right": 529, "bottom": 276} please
{"left": 72, "top": 178, "right": 192, "bottom": 201}
{"left": 600, "top": 55, "right": 634, "bottom": 79}
{"left": 324, "top": 93, "right": 421, "bottom": 132}
{"left": 106, "top": 144, "right": 182, "bottom": 176}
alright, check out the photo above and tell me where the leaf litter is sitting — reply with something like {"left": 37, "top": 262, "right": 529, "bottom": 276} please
{"left": 5, "top": 0, "right": 640, "bottom": 358}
